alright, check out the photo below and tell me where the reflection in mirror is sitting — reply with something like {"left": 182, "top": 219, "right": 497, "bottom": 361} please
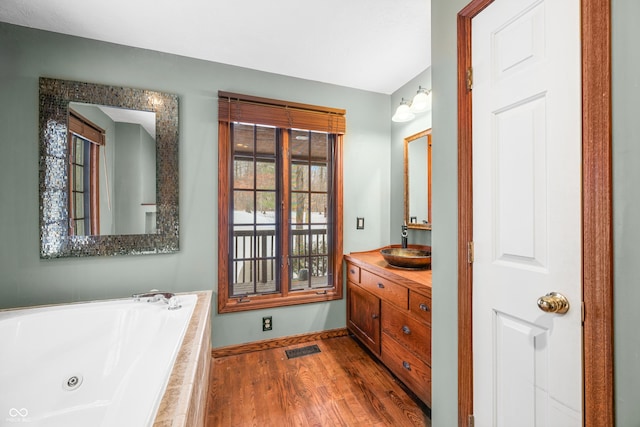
{"left": 68, "top": 102, "right": 157, "bottom": 236}
{"left": 39, "top": 77, "right": 179, "bottom": 258}
{"left": 404, "top": 129, "right": 432, "bottom": 230}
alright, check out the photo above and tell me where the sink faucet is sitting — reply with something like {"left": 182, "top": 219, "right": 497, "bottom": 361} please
{"left": 401, "top": 222, "right": 408, "bottom": 249}
{"left": 132, "top": 291, "right": 181, "bottom": 310}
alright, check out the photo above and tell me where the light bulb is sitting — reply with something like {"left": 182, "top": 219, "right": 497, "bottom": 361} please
{"left": 410, "top": 87, "right": 431, "bottom": 113}
{"left": 392, "top": 99, "right": 415, "bottom": 122}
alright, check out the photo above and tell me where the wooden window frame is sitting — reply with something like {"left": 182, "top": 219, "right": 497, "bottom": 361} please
{"left": 217, "top": 92, "right": 345, "bottom": 313}
{"left": 68, "top": 110, "right": 105, "bottom": 236}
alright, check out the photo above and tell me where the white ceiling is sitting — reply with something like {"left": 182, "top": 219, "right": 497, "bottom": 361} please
{"left": 0, "top": 0, "right": 431, "bottom": 95}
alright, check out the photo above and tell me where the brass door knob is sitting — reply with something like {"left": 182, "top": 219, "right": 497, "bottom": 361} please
{"left": 537, "top": 292, "right": 570, "bottom": 314}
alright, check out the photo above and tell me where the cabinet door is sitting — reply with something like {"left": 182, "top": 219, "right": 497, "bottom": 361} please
{"left": 347, "top": 281, "right": 381, "bottom": 355}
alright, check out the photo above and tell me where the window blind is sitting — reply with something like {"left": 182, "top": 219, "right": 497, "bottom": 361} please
{"left": 218, "top": 91, "right": 346, "bottom": 134}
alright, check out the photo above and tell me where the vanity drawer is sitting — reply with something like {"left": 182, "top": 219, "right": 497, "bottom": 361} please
{"left": 382, "top": 301, "right": 431, "bottom": 365}
{"left": 346, "top": 262, "right": 360, "bottom": 284}
{"left": 360, "top": 270, "right": 408, "bottom": 309}
{"left": 409, "top": 290, "right": 432, "bottom": 326}
{"left": 382, "top": 333, "right": 431, "bottom": 406}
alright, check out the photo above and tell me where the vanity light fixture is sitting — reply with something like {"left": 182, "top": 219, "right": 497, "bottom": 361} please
{"left": 391, "top": 98, "right": 415, "bottom": 123}
{"left": 410, "top": 86, "right": 431, "bottom": 113}
{"left": 392, "top": 86, "right": 432, "bottom": 122}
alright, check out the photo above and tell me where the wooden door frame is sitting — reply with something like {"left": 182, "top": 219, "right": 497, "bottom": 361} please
{"left": 456, "top": 1, "right": 613, "bottom": 426}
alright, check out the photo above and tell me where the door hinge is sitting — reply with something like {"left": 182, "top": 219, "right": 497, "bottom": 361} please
{"left": 468, "top": 414, "right": 475, "bottom": 427}
{"left": 467, "top": 241, "right": 474, "bottom": 264}
{"left": 581, "top": 301, "right": 585, "bottom": 323}
{"left": 466, "top": 67, "right": 473, "bottom": 91}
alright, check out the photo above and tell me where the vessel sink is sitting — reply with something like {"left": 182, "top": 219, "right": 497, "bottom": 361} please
{"left": 380, "top": 248, "right": 432, "bottom": 270}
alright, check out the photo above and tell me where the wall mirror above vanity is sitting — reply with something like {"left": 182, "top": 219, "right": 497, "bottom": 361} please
{"left": 404, "top": 129, "right": 432, "bottom": 230}
{"left": 39, "top": 77, "right": 179, "bottom": 258}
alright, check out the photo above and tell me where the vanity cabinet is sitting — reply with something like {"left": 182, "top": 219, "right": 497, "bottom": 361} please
{"left": 344, "top": 247, "right": 432, "bottom": 407}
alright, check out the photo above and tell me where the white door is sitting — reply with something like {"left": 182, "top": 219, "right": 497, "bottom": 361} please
{"left": 471, "top": 0, "right": 582, "bottom": 425}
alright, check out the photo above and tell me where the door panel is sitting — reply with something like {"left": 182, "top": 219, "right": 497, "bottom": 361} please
{"left": 494, "top": 311, "right": 548, "bottom": 426}
{"left": 472, "top": 0, "right": 582, "bottom": 425}
{"left": 494, "top": 94, "right": 547, "bottom": 267}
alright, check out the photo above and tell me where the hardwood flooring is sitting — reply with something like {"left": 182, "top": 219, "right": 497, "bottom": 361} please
{"left": 206, "top": 335, "right": 431, "bottom": 427}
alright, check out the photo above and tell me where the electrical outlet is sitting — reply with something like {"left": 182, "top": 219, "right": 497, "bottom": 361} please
{"left": 262, "top": 316, "right": 272, "bottom": 331}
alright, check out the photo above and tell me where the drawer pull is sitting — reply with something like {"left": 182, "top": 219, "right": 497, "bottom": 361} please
{"left": 419, "top": 303, "right": 430, "bottom": 312}
{"left": 402, "top": 325, "right": 411, "bottom": 335}
{"left": 372, "top": 313, "right": 379, "bottom": 319}
{"left": 377, "top": 282, "right": 385, "bottom": 289}
{"left": 402, "top": 361, "right": 411, "bottom": 371}
{"left": 350, "top": 269, "right": 356, "bottom": 274}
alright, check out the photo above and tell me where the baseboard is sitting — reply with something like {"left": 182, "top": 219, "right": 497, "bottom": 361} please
{"left": 211, "top": 327, "right": 349, "bottom": 358}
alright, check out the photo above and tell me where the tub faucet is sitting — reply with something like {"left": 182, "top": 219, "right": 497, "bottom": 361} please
{"left": 401, "top": 222, "right": 408, "bottom": 249}
{"left": 132, "top": 291, "right": 181, "bottom": 310}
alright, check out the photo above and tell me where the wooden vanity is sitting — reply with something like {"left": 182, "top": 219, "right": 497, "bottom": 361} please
{"left": 344, "top": 246, "right": 432, "bottom": 407}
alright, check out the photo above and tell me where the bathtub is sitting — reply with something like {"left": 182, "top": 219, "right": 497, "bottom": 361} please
{"left": 0, "top": 291, "right": 212, "bottom": 427}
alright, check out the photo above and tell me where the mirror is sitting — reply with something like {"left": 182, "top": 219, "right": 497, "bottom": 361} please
{"left": 68, "top": 102, "right": 157, "bottom": 236}
{"left": 39, "top": 77, "right": 179, "bottom": 258}
{"left": 404, "top": 129, "right": 432, "bottom": 230}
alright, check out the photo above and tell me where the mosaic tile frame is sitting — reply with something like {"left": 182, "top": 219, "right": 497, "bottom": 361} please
{"left": 39, "top": 77, "right": 179, "bottom": 258}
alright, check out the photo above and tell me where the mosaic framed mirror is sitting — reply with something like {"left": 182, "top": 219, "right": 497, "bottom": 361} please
{"left": 39, "top": 77, "right": 179, "bottom": 258}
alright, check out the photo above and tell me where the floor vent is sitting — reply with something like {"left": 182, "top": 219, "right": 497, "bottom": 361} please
{"left": 285, "top": 344, "right": 321, "bottom": 359}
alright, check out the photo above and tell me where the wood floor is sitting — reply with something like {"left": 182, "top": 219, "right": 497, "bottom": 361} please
{"left": 206, "top": 335, "right": 431, "bottom": 427}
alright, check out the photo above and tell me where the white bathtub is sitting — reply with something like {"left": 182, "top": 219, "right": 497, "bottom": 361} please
{"left": 0, "top": 293, "right": 199, "bottom": 427}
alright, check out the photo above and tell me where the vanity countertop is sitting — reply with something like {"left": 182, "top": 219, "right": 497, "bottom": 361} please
{"left": 344, "top": 245, "right": 432, "bottom": 293}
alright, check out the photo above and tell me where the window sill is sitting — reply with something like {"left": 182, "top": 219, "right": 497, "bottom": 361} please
{"left": 218, "top": 290, "right": 343, "bottom": 314}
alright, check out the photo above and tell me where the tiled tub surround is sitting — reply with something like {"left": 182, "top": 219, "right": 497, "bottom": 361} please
{"left": 0, "top": 291, "right": 211, "bottom": 427}
{"left": 153, "top": 291, "right": 211, "bottom": 427}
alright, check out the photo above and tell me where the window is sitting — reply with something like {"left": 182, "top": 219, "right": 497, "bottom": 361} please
{"left": 217, "top": 92, "right": 345, "bottom": 313}
{"left": 68, "top": 110, "right": 105, "bottom": 236}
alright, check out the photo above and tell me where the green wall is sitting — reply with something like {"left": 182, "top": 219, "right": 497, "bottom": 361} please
{"left": 0, "top": 22, "right": 395, "bottom": 348}
{"left": 430, "top": 1, "right": 463, "bottom": 424}
{"left": 113, "top": 121, "right": 156, "bottom": 234}
{"left": 612, "top": 0, "right": 640, "bottom": 424}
